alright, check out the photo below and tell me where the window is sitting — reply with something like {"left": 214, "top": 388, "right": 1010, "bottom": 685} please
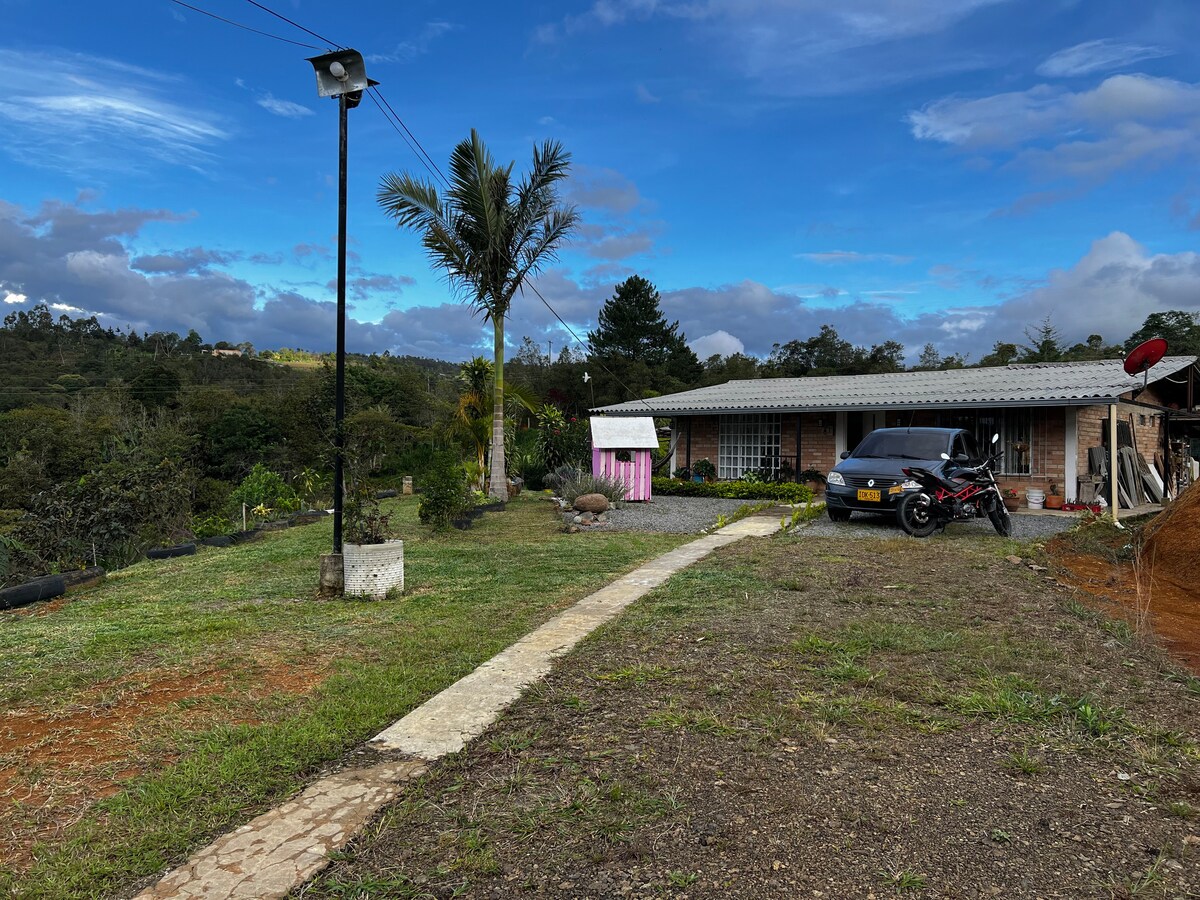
{"left": 951, "top": 409, "right": 1033, "bottom": 475}
{"left": 719, "top": 414, "right": 781, "bottom": 479}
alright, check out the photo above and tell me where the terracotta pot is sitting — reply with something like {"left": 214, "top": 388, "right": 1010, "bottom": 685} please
{"left": 1044, "top": 495, "right": 1064, "bottom": 510}
{"left": 1003, "top": 497, "right": 1020, "bottom": 512}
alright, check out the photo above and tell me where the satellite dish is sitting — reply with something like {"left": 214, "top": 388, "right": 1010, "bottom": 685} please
{"left": 1124, "top": 337, "right": 1168, "bottom": 396}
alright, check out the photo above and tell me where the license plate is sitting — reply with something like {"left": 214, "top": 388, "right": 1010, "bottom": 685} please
{"left": 856, "top": 489, "right": 881, "bottom": 502}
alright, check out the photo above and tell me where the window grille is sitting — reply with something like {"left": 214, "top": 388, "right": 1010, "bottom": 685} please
{"left": 718, "top": 414, "right": 781, "bottom": 479}
{"left": 951, "top": 409, "right": 1033, "bottom": 475}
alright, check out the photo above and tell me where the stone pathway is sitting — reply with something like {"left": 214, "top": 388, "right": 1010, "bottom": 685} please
{"left": 132, "top": 517, "right": 779, "bottom": 899}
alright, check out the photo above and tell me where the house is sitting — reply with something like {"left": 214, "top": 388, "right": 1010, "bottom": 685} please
{"left": 590, "top": 416, "right": 659, "bottom": 501}
{"left": 592, "top": 357, "right": 1200, "bottom": 505}
{"left": 210, "top": 348, "right": 243, "bottom": 358}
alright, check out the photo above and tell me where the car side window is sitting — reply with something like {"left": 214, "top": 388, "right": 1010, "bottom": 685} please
{"left": 952, "top": 434, "right": 970, "bottom": 462}
{"left": 961, "top": 432, "right": 980, "bottom": 463}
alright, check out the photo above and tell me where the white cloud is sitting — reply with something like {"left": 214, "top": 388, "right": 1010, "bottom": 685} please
{"left": 798, "top": 250, "right": 914, "bottom": 264}
{"left": 690, "top": 330, "right": 744, "bottom": 358}
{"left": 1037, "top": 39, "right": 1171, "bottom": 78}
{"left": 3, "top": 291, "right": 26, "bottom": 304}
{"left": 537, "top": 0, "right": 1012, "bottom": 96}
{"left": 367, "top": 22, "right": 457, "bottom": 64}
{"left": 635, "top": 83, "right": 661, "bottom": 103}
{"left": 0, "top": 48, "right": 226, "bottom": 174}
{"left": 256, "top": 94, "right": 313, "bottom": 119}
{"left": 909, "top": 73, "right": 1200, "bottom": 183}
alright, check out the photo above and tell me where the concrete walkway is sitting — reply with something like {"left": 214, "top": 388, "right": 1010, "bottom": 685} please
{"left": 132, "top": 516, "right": 779, "bottom": 900}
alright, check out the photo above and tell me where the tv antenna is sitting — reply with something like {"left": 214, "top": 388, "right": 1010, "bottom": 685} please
{"left": 1123, "top": 337, "right": 1168, "bottom": 398}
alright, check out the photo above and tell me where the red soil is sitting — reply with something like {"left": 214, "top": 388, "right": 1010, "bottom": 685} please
{"left": 1051, "top": 480, "right": 1200, "bottom": 673}
{"left": 0, "top": 661, "right": 326, "bottom": 870}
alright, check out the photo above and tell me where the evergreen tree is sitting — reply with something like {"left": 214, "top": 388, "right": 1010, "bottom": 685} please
{"left": 587, "top": 275, "right": 700, "bottom": 401}
{"left": 1124, "top": 311, "right": 1200, "bottom": 357}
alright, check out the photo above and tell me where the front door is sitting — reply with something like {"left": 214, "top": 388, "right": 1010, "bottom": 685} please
{"left": 845, "top": 412, "right": 886, "bottom": 455}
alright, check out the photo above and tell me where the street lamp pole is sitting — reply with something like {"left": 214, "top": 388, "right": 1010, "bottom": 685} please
{"left": 332, "top": 90, "right": 348, "bottom": 553}
{"left": 307, "top": 49, "right": 378, "bottom": 587}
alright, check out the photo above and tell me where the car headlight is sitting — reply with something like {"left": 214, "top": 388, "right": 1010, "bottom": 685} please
{"left": 901, "top": 480, "right": 920, "bottom": 490}
{"left": 827, "top": 471, "right": 845, "bottom": 486}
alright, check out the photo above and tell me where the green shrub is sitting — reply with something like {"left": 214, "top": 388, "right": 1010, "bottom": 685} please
{"left": 228, "top": 463, "right": 299, "bottom": 518}
{"left": 652, "top": 477, "right": 812, "bottom": 503}
{"left": 191, "top": 514, "right": 233, "bottom": 539}
{"left": 558, "top": 471, "right": 628, "bottom": 505}
{"left": 418, "top": 457, "right": 471, "bottom": 529}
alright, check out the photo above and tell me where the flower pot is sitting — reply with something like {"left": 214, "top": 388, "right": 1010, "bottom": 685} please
{"left": 1003, "top": 497, "right": 1020, "bottom": 513}
{"left": 1045, "top": 495, "right": 1064, "bottom": 510}
{"left": 342, "top": 540, "right": 404, "bottom": 599}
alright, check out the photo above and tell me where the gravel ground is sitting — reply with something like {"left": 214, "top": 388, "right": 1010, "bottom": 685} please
{"left": 799, "top": 508, "right": 1079, "bottom": 541}
{"left": 598, "top": 496, "right": 753, "bottom": 533}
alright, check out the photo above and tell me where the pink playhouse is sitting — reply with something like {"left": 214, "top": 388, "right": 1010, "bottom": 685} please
{"left": 590, "top": 416, "right": 659, "bottom": 502}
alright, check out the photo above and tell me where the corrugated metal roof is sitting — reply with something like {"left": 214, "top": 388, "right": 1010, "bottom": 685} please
{"left": 592, "top": 357, "right": 1198, "bottom": 416}
{"left": 590, "top": 416, "right": 659, "bottom": 449}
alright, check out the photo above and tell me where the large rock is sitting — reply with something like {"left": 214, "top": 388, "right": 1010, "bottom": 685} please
{"left": 573, "top": 493, "right": 610, "bottom": 514}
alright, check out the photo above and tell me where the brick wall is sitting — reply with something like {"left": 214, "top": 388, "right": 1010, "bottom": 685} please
{"left": 1077, "top": 401, "right": 1169, "bottom": 484}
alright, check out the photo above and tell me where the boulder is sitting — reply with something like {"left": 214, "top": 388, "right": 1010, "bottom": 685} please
{"left": 573, "top": 493, "right": 610, "bottom": 514}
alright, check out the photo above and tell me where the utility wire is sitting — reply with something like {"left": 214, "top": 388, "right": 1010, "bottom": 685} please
{"left": 167, "top": 0, "right": 323, "bottom": 50}
{"left": 243, "top": 0, "right": 342, "bottom": 49}
{"left": 174, "top": 0, "right": 651, "bottom": 410}
{"left": 370, "top": 88, "right": 449, "bottom": 190}
{"left": 522, "top": 282, "right": 656, "bottom": 411}
{"left": 365, "top": 91, "right": 447, "bottom": 188}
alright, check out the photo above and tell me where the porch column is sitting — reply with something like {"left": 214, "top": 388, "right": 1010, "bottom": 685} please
{"left": 1109, "top": 404, "right": 1120, "bottom": 525}
{"left": 1064, "top": 407, "right": 1078, "bottom": 506}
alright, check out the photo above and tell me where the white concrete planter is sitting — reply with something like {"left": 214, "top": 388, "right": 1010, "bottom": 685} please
{"left": 342, "top": 540, "right": 404, "bottom": 599}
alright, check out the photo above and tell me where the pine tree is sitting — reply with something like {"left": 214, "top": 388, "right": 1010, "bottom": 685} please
{"left": 587, "top": 276, "right": 700, "bottom": 401}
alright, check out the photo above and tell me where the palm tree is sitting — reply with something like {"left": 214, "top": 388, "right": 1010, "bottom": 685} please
{"left": 453, "top": 356, "right": 537, "bottom": 489}
{"left": 378, "top": 130, "right": 578, "bottom": 500}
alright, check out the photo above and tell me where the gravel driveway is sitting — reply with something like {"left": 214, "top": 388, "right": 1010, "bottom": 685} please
{"left": 799, "top": 508, "right": 1079, "bottom": 541}
{"left": 600, "top": 496, "right": 753, "bottom": 533}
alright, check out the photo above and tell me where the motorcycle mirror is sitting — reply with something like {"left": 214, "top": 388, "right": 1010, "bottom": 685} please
{"left": 940, "top": 452, "right": 950, "bottom": 460}
{"left": 991, "top": 433, "right": 999, "bottom": 444}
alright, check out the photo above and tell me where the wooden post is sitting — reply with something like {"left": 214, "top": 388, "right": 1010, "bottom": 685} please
{"left": 1109, "top": 404, "right": 1120, "bottom": 526}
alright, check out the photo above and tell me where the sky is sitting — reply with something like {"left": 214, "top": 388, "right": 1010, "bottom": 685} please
{"left": 1, "top": 0, "right": 1198, "bottom": 365}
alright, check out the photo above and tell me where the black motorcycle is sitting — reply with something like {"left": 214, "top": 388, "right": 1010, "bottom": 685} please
{"left": 895, "top": 435, "right": 1011, "bottom": 538}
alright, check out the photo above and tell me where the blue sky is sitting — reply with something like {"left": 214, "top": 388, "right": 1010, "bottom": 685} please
{"left": 1, "top": 0, "right": 1198, "bottom": 364}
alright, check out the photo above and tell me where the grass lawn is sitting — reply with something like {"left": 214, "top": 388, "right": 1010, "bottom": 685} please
{"left": 307, "top": 531, "right": 1200, "bottom": 899}
{"left": 0, "top": 496, "right": 688, "bottom": 899}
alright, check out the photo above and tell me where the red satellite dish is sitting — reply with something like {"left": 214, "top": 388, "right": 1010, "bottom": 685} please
{"left": 1124, "top": 337, "right": 1168, "bottom": 396}
{"left": 1124, "top": 337, "right": 1168, "bottom": 376}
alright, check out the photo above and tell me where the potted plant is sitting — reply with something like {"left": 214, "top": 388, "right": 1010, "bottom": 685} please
{"left": 692, "top": 458, "right": 716, "bottom": 483}
{"left": 342, "top": 485, "right": 404, "bottom": 599}
{"left": 1001, "top": 487, "right": 1020, "bottom": 512}
{"left": 1045, "top": 482, "right": 1064, "bottom": 510}
{"left": 797, "top": 468, "right": 827, "bottom": 494}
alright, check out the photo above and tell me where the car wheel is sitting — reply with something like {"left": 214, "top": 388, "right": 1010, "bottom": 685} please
{"left": 827, "top": 507, "right": 852, "bottom": 523}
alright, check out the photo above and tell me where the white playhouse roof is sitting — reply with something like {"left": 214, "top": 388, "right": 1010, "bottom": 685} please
{"left": 590, "top": 416, "right": 659, "bottom": 450}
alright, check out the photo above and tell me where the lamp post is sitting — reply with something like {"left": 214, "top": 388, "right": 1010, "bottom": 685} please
{"left": 307, "top": 49, "right": 378, "bottom": 591}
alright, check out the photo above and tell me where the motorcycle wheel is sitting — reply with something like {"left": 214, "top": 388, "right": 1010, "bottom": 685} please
{"left": 987, "top": 499, "right": 1013, "bottom": 537}
{"left": 897, "top": 491, "right": 939, "bottom": 538}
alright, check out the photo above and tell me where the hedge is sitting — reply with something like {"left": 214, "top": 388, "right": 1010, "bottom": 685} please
{"left": 652, "top": 478, "right": 812, "bottom": 503}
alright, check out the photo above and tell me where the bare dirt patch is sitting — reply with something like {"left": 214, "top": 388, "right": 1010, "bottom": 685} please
{"left": 1047, "top": 500, "right": 1200, "bottom": 674}
{"left": 0, "top": 660, "right": 326, "bottom": 870}
{"left": 304, "top": 536, "right": 1200, "bottom": 899}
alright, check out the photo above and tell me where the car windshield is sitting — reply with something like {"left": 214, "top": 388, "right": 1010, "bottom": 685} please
{"left": 852, "top": 431, "right": 950, "bottom": 461}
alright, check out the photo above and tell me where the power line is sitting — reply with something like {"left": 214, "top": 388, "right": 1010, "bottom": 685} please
{"left": 174, "top": 0, "right": 648, "bottom": 409}
{"left": 365, "top": 91, "right": 446, "bottom": 188}
{"left": 167, "top": 0, "right": 323, "bottom": 50}
{"left": 523, "top": 282, "right": 656, "bottom": 411}
{"left": 242, "top": 0, "right": 341, "bottom": 49}
{"left": 369, "top": 88, "right": 449, "bottom": 191}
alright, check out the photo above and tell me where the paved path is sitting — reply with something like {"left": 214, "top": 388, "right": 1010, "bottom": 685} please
{"left": 132, "top": 516, "right": 779, "bottom": 900}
